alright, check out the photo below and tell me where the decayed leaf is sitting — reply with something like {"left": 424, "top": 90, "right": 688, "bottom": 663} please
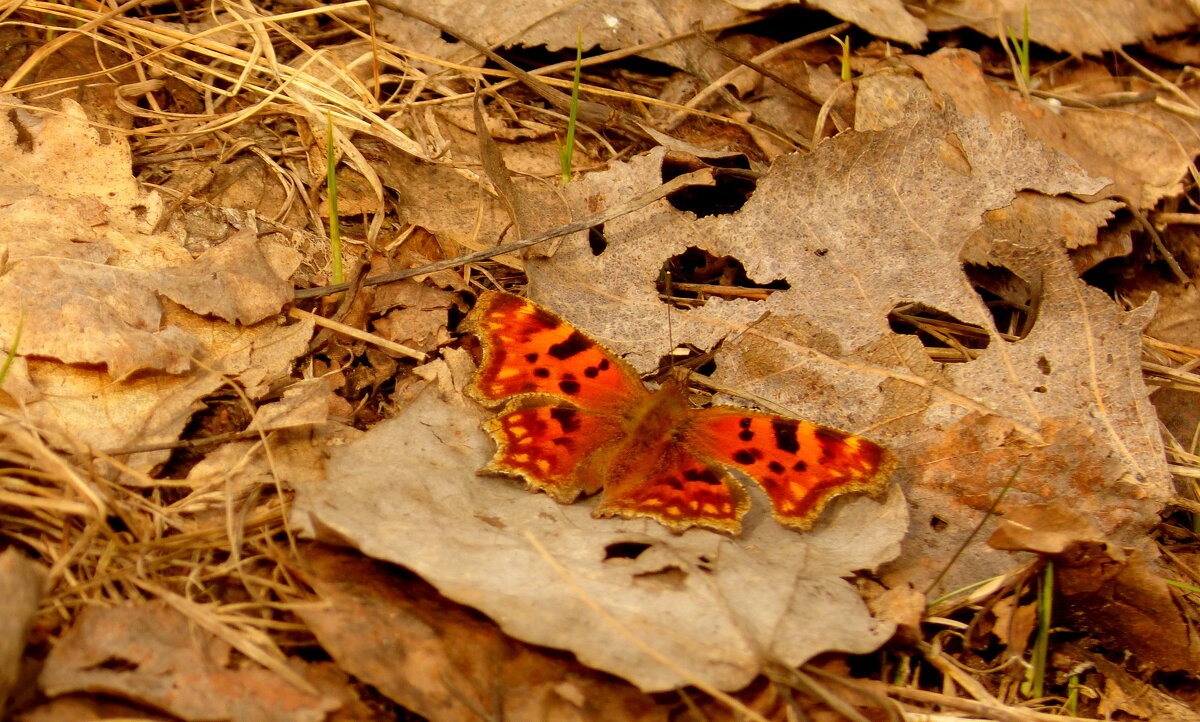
{"left": 39, "top": 601, "right": 339, "bottom": 722}
{"left": 989, "top": 502, "right": 1200, "bottom": 674}
{"left": 296, "top": 543, "right": 669, "bottom": 721}
{"left": 0, "top": 259, "right": 201, "bottom": 377}
{"left": 0, "top": 99, "right": 312, "bottom": 471}
{"left": 375, "top": 0, "right": 744, "bottom": 71}
{"left": 0, "top": 550, "right": 44, "bottom": 714}
{"left": 152, "top": 228, "right": 299, "bottom": 325}
{"left": 897, "top": 49, "right": 1200, "bottom": 208}
{"left": 519, "top": 97, "right": 1167, "bottom": 596}
{"left": 293, "top": 353, "right": 906, "bottom": 693}
{"left": 924, "top": 0, "right": 1197, "bottom": 57}
{"left": 251, "top": 377, "right": 332, "bottom": 431}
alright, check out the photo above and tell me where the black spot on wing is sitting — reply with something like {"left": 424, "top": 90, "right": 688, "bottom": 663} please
{"left": 768, "top": 461, "right": 785, "bottom": 474}
{"left": 814, "top": 426, "right": 848, "bottom": 442}
{"left": 548, "top": 330, "right": 591, "bottom": 360}
{"left": 559, "top": 376, "right": 581, "bottom": 395}
{"left": 732, "top": 449, "right": 755, "bottom": 465}
{"left": 549, "top": 407, "right": 581, "bottom": 433}
{"left": 533, "top": 367, "right": 550, "bottom": 378}
{"left": 525, "top": 352, "right": 539, "bottom": 363}
{"left": 584, "top": 366, "right": 600, "bottom": 378}
{"left": 792, "top": 460, "right": 807, "bottom": 472}
{"left": 738, "top": 429, "right": 754, "bottom": 441}
{"left": 738, "top": 417, "right": 752, "bottom": 429}
{"left": 771, "top": 419, "right": 800, "bottom": 454}
{"left": 683, "top": 467, "right": 722, "bottom": 485}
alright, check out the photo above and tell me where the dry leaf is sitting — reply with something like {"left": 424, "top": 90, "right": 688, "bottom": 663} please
{"left": 731, "top": 0, "right": 926, "bottom": 46}
{"left": 294, "top": 355, "right": 906, "bottom": 692}
{"left": 152, "top": 228, "right": 299, "bottom": 325}
{"left": 897, "top": 49, "right": 1200, "bottom": 208}
{"left": 39, "top": 601, "right": 340, "bottom": 722}
{"left": 375, "top": 0, "right": 744, "bottom": 71}
{"left": 296, "top": 543, "right": 669, "bottom": 721}
{"left": 0, "top": 99, "right": 313, "bottom": 471}
{"left": 519, "top": 97, "right": 1167, "bottom": 596}
{"left": 0, "top": 550, "right": 44, "bottom": 714}
{"left": 924, "top": 0, "right": 1197, "bottom": 56}
{"left": 989, "top": 502, "right": 1200, "bottom": 674}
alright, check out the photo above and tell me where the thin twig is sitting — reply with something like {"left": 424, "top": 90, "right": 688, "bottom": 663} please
{"left": 293, "top": 168, "right": 716, "bottom": 299}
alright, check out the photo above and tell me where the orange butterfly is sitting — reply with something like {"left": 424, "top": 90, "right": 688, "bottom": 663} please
{"left": 464, "top": 291, "right": 896, "bottom": 535}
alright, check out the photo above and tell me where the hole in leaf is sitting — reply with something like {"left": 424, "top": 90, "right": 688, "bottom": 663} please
{"left": 1033, "top": 385, "right": 1047, "bottom": 393}
{"left": 588, "top": 225, "right": 608, "bottom": 256}
{"left": 929, "top": 515, "right": 949, "bottom": 532}
{"left": 439, "top": 31, "right": 460, "bottom": 44}
{"left": 90, "top": 655, "right": 140, "bottom": 672}
{"left": 7, "top": 110, "right": 34, "bottom": 153}
{"left": 604, "top": 541, "right": 651, "bottom": 560}
{"left": 964, "top": 263, "right": 1037, "bottom": 342}
{"left": 657, "top": 247, "right": 789, "bottom": 309}
{"left": 660, "top": 151, "right": 757, "bottom": 217}
{"left": 654, "top": 344, "right": 717, "bottom": 379}
{"left": 887, "top": 302, "right": 991, "bottom": 363}
{"left": 1037, "top": 356, "right": 1052, "bottom": 375}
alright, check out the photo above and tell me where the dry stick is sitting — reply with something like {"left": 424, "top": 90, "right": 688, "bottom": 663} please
{"left": 288, "top": 307, "right": 426, "bottom": 361}
{"left": 293, "top": 168, "right": 716, "bottom": 300}
{"left": 1116, "top": 195, "right": 1188, "bottom": 284}
{"left": 880, "top": 683, "right": 1100, "bottom": 722}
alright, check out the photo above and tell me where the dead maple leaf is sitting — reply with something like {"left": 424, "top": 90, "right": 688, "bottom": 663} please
{"left": 293, "top": 349, "right": 907, "bottom": 693}
{"left": 296, "top": 543, "right": 670, "bottom": 722}
{"left": 518, "top": 97, "right": 1167, "bottom": 596}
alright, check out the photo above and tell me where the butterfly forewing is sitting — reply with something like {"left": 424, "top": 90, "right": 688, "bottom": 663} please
{"left": 465, "top": 291, "right": 646, "bottom": 411}
{"left": 682, "top": 407, "right": 895, "bottom": 529}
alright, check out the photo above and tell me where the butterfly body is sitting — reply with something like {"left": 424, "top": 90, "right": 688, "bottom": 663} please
{"left": 464, "top": 291, "right": 895, "bottom": 535}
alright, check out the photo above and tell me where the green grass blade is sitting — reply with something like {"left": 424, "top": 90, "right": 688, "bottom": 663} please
{"left": 560, "top": 30, "right": 583, "bottom": 185}
{"left": 1021, "top": 560, "right": 1053, "bottom": 699}
{"left": 0, "top": 310, "right": 23, "bottom": 386}
{"left": 326, "top": 112, "right": 343, "bottom": 285}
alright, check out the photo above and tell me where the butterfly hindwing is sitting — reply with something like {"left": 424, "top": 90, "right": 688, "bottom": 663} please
{"left": 595, "top": 441, "right": 749, "bottom": 534}
{"left": 480, "top": 403, "right": 625, "bottom": 502}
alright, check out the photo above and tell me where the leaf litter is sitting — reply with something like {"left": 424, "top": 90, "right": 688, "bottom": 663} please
{"left": 0, "top": 1, "right": 1199, "bottom": 720}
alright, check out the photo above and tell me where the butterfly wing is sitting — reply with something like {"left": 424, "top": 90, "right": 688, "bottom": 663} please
{"left": 480, "top": 403, "right": 625, "bottom": 503}
{"left": 465, "top": 291, "right": 650, "bottom": 504}
{"left": 594, "top": 441, "right": 749, "bottom": 534}
{"left": 464, "top": 291, "right": 646, "bottom": 412}
{"left": 681, "top": 406, "right": 896, "bottom": 529}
